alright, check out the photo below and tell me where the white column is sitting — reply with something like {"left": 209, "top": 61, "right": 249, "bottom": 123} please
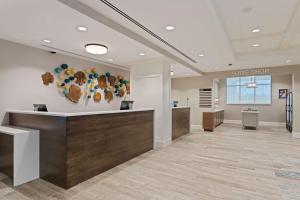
{"left": 130, "top": 58, "right": 172, "bottom": 148}
{"left": 292, "top": 69, "right": 300, "bottom": 138}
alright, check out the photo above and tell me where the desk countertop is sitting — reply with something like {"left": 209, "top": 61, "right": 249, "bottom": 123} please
{"left": 8, "top": 108, "right": 154, "bottom": 117}
{"left": 172, "top": 107, "right": 190, "bottom": 109}
{"left": 241, "top": 110, "right": 260, "bottom": 114}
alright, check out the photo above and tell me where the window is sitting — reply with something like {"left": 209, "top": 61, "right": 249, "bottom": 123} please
{"left": 226, "top": 75, "right": 271, "bottom": 104}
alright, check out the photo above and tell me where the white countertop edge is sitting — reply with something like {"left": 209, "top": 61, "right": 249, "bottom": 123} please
{"left": 7, "top": 108, "right": 155, "bottom": 117}
{"left": 241, "top": 111, "right": 261, "bottom": 114}
{"left": 172, "top": 107, "right": 190, "bottom": 109}
{"left": 0, "top": 126, "right": 37, "bottom": 135}
{"left": 213, "top": 109, "right": 224, "bottom": 112}
{"left": 204, "top": 109, "right": 224, "bottom": 113}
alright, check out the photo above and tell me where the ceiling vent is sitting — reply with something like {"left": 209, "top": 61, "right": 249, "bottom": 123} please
{"left": 98, "top": 0, "right": 197, "bottom": 64}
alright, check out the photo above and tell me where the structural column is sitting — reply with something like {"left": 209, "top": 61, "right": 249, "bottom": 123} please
{"left": 292, "top": 69, "right": 300, "bottom": 138}
{"left": 130, "top": 58, "right": 172, "bottom": 148}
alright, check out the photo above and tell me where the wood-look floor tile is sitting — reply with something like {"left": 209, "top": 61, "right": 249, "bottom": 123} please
{"left": 1, "top": 124, "right": 300, "bottom": 200}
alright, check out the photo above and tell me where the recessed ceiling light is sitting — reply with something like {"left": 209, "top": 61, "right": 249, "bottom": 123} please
{"left": 108, "top": 58, "right": 113, "bottom": 62}
{"left": 252, "top": 43, "right": 260, "bottom": 47}
{"left": 252, "top": 28, "right": 261, "bottom": 33}
{"left": 286, "top": 59, "right": 292, "bottom": 63}
{"left": 85, "top": 44, "right": 108, "bottom": 55}
{"left": 77, "top": 26, "right": 88, "bottom": 32}
{"left": 170, "top": 71, "right": 174, "bottom": 76}
{"left": 139, "top": 52, "right": 146, "bottom": 56}
{"left": 42, "top": 39, "right": 52, "bottom": 43}
{"left": 198, "top": 54, "right": 205, "bottom": 57}
{"left": 165, "top": 25, "right": 175, "bottom": 31}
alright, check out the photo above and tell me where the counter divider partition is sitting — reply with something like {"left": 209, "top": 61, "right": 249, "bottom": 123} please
{"left": 172, "top": 107, "right": 190, "bottom": 140}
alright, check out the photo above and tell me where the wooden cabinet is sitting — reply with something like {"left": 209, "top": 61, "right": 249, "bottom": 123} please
{"left": 203, "top": 110, "right": 224, "bottom": 131}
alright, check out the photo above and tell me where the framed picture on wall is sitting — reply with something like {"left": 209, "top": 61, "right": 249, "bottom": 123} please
{"left": 279, "top": 89, "right": 288, "bottom": 99}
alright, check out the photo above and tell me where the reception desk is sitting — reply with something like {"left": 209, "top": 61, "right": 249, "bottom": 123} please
{"left": 8, "top": 109, "right": 154, "bottom": 189}
{"left": 172, "top": 107, "right": 190, "bottom": 140}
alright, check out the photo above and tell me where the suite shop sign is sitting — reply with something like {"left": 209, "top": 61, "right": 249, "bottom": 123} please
{"left": 231, "top": 68, "right": 270, "bottom": 77}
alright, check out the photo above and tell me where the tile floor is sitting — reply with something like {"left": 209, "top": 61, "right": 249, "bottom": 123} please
{"left": 1, "top": 124, "right": 300, "bottom": 200}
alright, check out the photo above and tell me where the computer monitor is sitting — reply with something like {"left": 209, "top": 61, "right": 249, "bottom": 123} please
{"left": 33, "top": 104, "right": 48, "bottom": 112}
{"left": 120, "top": 101, "right": 134, "bottom": 110}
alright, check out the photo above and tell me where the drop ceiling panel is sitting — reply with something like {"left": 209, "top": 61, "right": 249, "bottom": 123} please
{"left": 214, "top": 0, "right": 299, "bottom": 40}
{"left": 233, "top": 35, "right": 282, "bottom": 54}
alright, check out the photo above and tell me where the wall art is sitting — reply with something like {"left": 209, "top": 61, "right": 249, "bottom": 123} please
{"left": 279, "top": 89, "right": 288, "bottom": 99}
{"left": 41, "top": 72, "right": 54, "bottom": 86}
{"left": 42, "top": 64, "right": 130, "bottom": 104}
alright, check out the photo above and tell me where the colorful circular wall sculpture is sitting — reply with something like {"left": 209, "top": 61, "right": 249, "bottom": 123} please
{"left": 42, "top": 64, "right": 130, "bottom": 104}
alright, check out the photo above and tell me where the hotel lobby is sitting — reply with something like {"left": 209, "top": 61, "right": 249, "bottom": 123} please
{"left": 0, "top": 0, "right": 300, "bottom": 199}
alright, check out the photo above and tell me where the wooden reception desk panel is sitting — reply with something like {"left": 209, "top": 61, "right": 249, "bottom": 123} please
{"left": 9, "top": 109, "right": 154, "bottom": 189}
{"left": 66, "top": 112, "right": 153, "bottom": 187}
{"left": 172, "top": 107, "right": 190, "bottom": 140}
{"left": 0, "top": 133, "right": 13, "bottom": 178}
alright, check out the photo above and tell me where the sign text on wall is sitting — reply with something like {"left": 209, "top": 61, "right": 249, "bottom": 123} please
{"left": 231, "top": 68, "right": 270, "bottom": 77}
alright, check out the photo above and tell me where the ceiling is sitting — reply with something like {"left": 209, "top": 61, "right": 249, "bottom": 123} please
{"left": 0, "top": 0, "right": 300, "bottom": 75}
{"left": 0, "top": 0, "right": 162, "bottom": 70}
{"left": 75, "top": 0, "right": 300, "bottom": 72}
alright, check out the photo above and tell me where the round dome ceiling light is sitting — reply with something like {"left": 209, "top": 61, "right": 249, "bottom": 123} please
{"left": 85, "top": 44, "right": 108, "bottom": 55}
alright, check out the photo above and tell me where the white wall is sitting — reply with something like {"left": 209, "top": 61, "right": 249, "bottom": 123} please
{"left": 171, "top": 76, "right": 213, "bottom": 126}
{"left": 0, "top": 39, "right": 129, "bottom": 124}
{"left": 292, "top": 68, "right": 300, "bottom": 136}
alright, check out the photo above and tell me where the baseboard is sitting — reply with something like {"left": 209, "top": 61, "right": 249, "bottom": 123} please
{"left": 293, "top": 132, "right": 300, "bottom": 138}
{"left": 154, "top": 138, "right": 172, "bottom": 149}
{"left": 191, "top": 125, "right": 202, "bottom": 130}
{"left": 261, "top": 122, "right": 286, "bottom": 127}
{"left": 224, "top": 120, "right": 285, "bottom": 127}
{"left": 223, "top": 120, "right": 240, "bottom": 124}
